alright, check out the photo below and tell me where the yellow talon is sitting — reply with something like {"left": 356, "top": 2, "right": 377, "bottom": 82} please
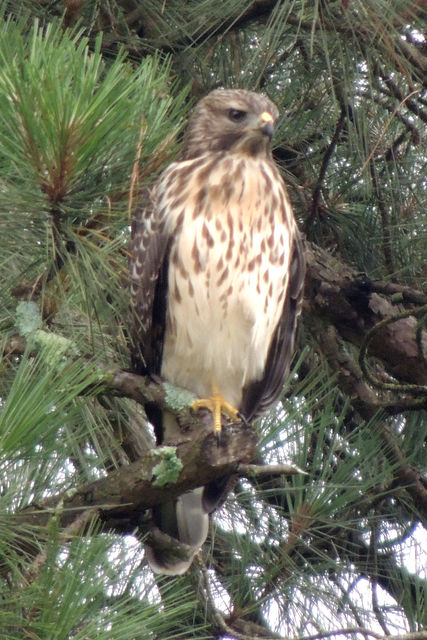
{"left": 191, "top": 384, "right": 239, "bottom": 435}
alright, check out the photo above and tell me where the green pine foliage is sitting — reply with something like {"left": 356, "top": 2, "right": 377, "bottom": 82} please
{"left": 0, "top": 1, "right": 426, "bottom": 639}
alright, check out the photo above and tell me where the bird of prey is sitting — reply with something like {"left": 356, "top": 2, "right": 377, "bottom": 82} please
{"left": 129, "top": 88, "right": 305, "bottom": 574}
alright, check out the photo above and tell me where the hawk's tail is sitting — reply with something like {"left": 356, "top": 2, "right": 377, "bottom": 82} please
{"left": 144, "top": 410, "right": 227, "bottom": 575}
{"left": 145, "top": 487, "right": 209, "bottom": 575}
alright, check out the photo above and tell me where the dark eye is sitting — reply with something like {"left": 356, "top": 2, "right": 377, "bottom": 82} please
{"left": 228, "top": 109, "right": 246, "bottom": 122}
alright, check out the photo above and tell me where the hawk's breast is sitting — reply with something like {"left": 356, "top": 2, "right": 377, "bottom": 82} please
{"left": 158, "top": 153, "right": 296, "bottom": 409}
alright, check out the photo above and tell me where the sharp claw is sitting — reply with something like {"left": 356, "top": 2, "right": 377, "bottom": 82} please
{"left": 191, "top": 385, "right": 240, "bottom": 444}
{"left": 237, "top": 411, "right": 248, "bottom": 426}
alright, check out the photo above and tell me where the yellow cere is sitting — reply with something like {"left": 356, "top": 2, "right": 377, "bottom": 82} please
{"left": 260, "top": 111, "right": 274, "bottom": 123}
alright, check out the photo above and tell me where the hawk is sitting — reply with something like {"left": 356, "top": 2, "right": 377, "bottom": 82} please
{"left": 129, "top": 88, "right": 305, "bottom": 574}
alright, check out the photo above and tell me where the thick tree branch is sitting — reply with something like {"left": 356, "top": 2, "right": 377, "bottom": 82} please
{"left": 18, "top": 420, "right": 256, "bottom": 527}
{"left": 359, "top": 305, "right": 427, "bottom": 396}
{"left": 305, "top": 243, "right": 427, "bottom": 388}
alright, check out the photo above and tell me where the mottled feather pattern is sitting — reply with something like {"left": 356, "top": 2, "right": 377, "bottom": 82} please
{"left": 129, "top": 88, "right": 305, "bottom": 419}
{"left": 153, "top": 152, "right": 298, "bottom": 412}
{"left": 129, "top": 200, "right": 170, "bottom": 373}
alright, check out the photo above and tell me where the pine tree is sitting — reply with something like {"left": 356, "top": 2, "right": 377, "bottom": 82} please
{"left": 0, "top": 2, "right": 426, "bottom": 639}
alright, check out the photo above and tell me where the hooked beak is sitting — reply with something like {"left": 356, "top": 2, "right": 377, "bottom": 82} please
{"left": 258, "top": 111, "right": 275, "bottom": 138}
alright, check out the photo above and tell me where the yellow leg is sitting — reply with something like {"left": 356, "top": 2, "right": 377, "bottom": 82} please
{"left": 191, "top": 383, "right": 239, "bottom": 435}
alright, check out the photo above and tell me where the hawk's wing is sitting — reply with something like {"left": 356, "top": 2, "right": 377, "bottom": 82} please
{"left": 129, "top": 195, "right": 171, "bottom": 376}
{"left": 240, "top": 229, "right": 306, "bottom": 422}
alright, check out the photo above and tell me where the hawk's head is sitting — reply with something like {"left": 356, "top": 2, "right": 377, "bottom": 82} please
{"left": 182, "top": 89, "right": 279, "bottom": 160}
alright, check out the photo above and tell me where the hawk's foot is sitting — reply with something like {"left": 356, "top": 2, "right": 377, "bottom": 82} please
{"left": 191, "top": 388, "right": 239, "bottom": 436}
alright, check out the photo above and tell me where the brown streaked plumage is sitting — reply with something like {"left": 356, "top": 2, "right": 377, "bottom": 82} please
{"left": 129, "top": 88, "right": 305, "bottom": 574}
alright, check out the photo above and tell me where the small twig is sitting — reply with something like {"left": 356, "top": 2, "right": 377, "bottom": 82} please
{"left": 22, "top": 506, "right": 99, "bottom": 586}
{"left": 368, "top": 160, "right": 395, "bottom": 277}
{"left": 304, "top": 631, "right": 383, "bottom": 640}
{"left": 238, "top": 463, "right": 308, "bottom": 476}
{"left": 357, "top": 90, "right": 421, "bottom": 146}
{"left": 360, "top": 89, "right": 421, "bottom": 174}
{"left": 370, "top": 520, "right": 391, "bottom": 636}
{"left": 382, "top": 75, "right": 427, "bottom": 125}
{"left": 380, "top": 397, "right": 427, "bottom": 414}
{"left": 300, "top": 630, "right": 427, "bottom": 640}
{"left": 196, "top": 555, "right": 243, "bottom": 639}
{"left": 305, "top": 106, "right": 346, "bottom": 233}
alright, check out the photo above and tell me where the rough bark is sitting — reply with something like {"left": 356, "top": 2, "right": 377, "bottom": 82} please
{"left": 304, "top": 243, "right": 427, "bottom": 388}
